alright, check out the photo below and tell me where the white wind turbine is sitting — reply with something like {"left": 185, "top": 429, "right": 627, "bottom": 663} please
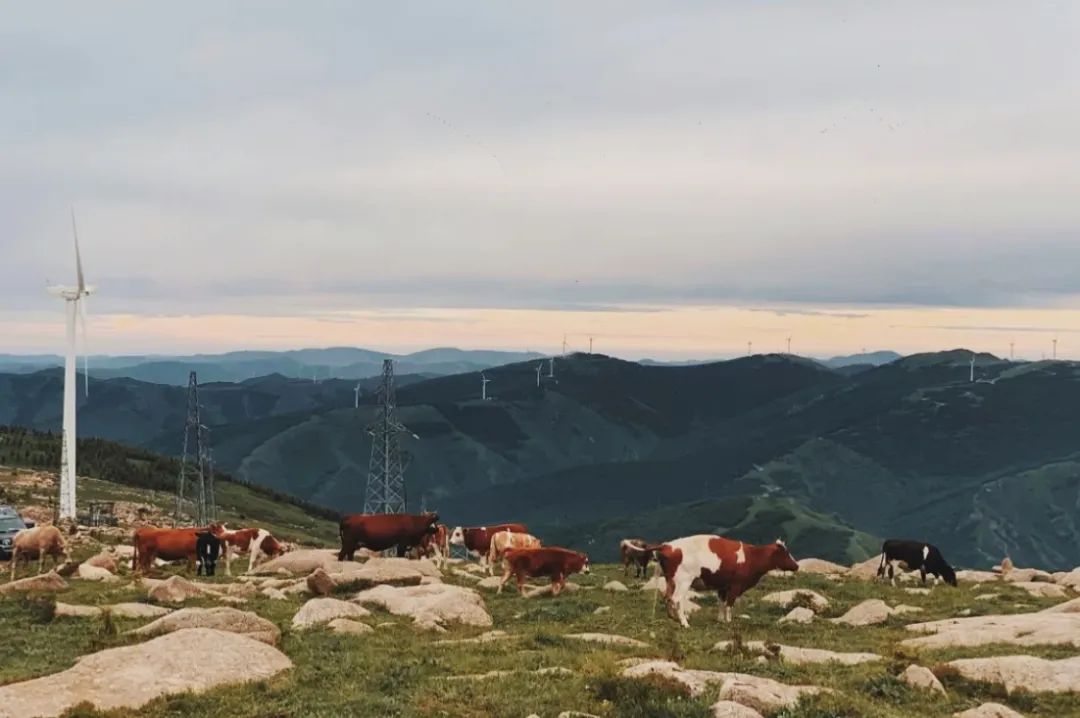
{"left": 47, "top": 210, "right": 94, "bottom": 521}
{"left": 354, "top": 383, "right": 362, "bottom": 408}
{"left": 481, "top": 372, "right": 491, "bottom": 400}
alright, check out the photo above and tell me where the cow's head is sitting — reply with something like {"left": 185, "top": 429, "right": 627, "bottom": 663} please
{"left": 260, "top": 532, "right": 285, "bottom": 559}
{"left": 423, "top": 512, "right": 440, "bottom": 531}
{"left": 938, "top": 561, "right": 958, "bottom": 587}
{"left": 448, "top": 526, "right": 465, "bottom": 546}
{"left": 770, "top": 539, "right": 799, "bottom": 573}
{"left": 575, "top": 551, "right": 591, "bottom": 575}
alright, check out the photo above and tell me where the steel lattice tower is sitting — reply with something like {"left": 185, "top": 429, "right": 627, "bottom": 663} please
{"left": 363, "top": 359, "right": 409, "bottom": 514}
{"left": 174, "top": 371, "right": 216, "bottom": 526}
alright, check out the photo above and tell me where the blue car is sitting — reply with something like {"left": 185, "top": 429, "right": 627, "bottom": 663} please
{"left": 0, "top": 506, "right": 34, "bottom": 559}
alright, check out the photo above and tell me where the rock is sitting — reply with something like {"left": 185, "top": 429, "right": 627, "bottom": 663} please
{"left": 594, "top": 606, "right": 611, "bottom": 615}
{"left": 831, "top": 599, "right": 894, "bottom": 626}
{"left": 280, "top": 579, "right": 310, "bottom": 596}
{"left": 956, "top": 570, "right": 1001, "bottom": 583}
{"left": 712, "top": 641, "right": 880, "bottom": 666}
{"left": 261, "top": 587, "right": 287, "bottom": 600}
{"left": 55, "top": 602, "right": 103, "bottom": 618}
{"left": 0, "top": 570, "right": 67, "bottom": 595}
{"left": 327, "top": 618, "right": 373, "bottom": 635}
{"left": 620, "top": 660, "right": 731, "bottom": 697}
{"left": 711, "top": 702, "right": 765, "bottom": 718}
{"left": 1003, "top": 568, "right": 1054, "bottom": 583}
{"left": 716, "top": 674, "right": 826, "bottom": 713}
{"left": 0, "top": 628, "right": 290, "bottom": 717}
{"left": 353, "top": 583, "right": 492, "bottom": 631}
{"left": 108, "top": 603, "right": 173, "bottom": 619}
{"left": 849, "top": 554, "right": 886, "bottom": 580}
{"left": 444, "top": 667, "right": 573, "bottom": 681}
{"left": 306, "top": 567, "right": 337, "bottom": 596}
{"left": 292, "top": 597, "right": 371, "bottom": 629}
{"left": 147, "top": 575, "right": 211, "bottom": 604}
{"left": 603, "top": 580, "right": 629, "bottom": 592}
{"left": 557, "top": 713, "right": 599, "bottom": 718}
{"left": 84, "top": 552, "right": 118, "bottom": 573}
{"left": 900, "top": 664, "right": 946, "bottom": 695}
{"left": 905, "top": 588, "right": 931, "bottom": 595}
{"left": 903, "top": 612, "right": 1080, "bottom": 649}
{"left": 131, "top": 607, "right": 280, "bottom": 645}
{"left": 779, "top": 607, "right": 815, "bottom": 624}
{"left": 251, "top": 549, "right": 340, "bottom": 575}
{"left": 797, "top": 558, "right": 848, "bottom": 575}
{"left": 975, "top": 593, "right": 1001, "bottom": 601}
{"left": 565, "top": 633, "right": 648, "bottom": 648}
{"left": 641, "top": 575, "right": 666, "bottom": 592}
{"left": 1055, "top": 568, "right": 1080, "bottom": 590}
{"left": 476, "top": 576, "right": 503, "bottom": 590}
{"left": 1040, "top": 597, "right": 1080, "bottom": 613}
{"left": 524, "top": 581, "right": 582, "bottom": 598}
{"left": 953, "top": 703, "right": 1026, "bottom": 718}
{"left": 893, "top": 604, "right": 923, "bottom": 615}
{"left": 434, "top": 630, "right": 511, "bottom": 646}
{"left": 945, "top": 655, "right": 1080, "bottom": 694}
{"left": 1011, "top": 581, "right": 1067, "bottom": 598}
{"left": 760, "top": 589, "right": 829, "bottom": 613}
{"left": 452, "top": 569, "right": 482, "bottom": 582}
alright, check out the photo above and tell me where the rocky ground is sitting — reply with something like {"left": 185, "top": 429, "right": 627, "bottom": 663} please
{"left": 1, "top": 534, "right": 1079, "bottom": 718}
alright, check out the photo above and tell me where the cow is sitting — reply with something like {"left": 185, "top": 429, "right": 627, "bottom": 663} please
{"left": 338, "top": 512, "right": 440, "bottom": 561}
{"left": 131, "top": 524, "right": 222, "bottom": 574}
{"left": 649, "top": 535, "right": 799, "bottom": 627}
{"left": 498, "top": 547, "right": 589, "bottom": 596}
{"left": 620, "top": 538, "right": 653, "bottom": 578}
{"left": 195, "top": 531, "right": 221, "bottom": 577}
{"left": 8, "top": 525, "right": 68, "bottom": 580}
{"left": 486, "top": 530, "right": 541, "bottom": 573}
{"left": 216, "top": 526, "right": 285, "bottom": 575}
{"left": 419, "top": 523, "right": 450, "bottom": 567}
{"left": 877, "top": 539, "right": 957, "bottom": 587}
{"left": 448, "top": 523, "right": 528, "bottom": 570}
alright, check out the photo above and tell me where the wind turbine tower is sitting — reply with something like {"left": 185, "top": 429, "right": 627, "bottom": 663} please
{"left": 562, "top": 335, "right": 567, "bottom": 356}
{"left": 747, "top": 341, "right": 753, "bottom": 356}
{"left": 970, "top": 355, "right": 975, "bottom": 383}
{"left": 588, "top": 336, "right": 594, "bottom": 354}
{"left": 786, "top": 336, "right": 792, "bottom": 354}
{"left": 548, "top": 357, "right": 555, "bottom": 378}
{"left": 354, "top": 383, "right": 361, "bottom": 409}
{"left": 481, "top": 372, "right": 491, "bottom": 400}
{"left": 47, "top": 211, "right": 93, "bottom": 521}
{"left": 536, "top": 362, "right": 543, "bottom": 387}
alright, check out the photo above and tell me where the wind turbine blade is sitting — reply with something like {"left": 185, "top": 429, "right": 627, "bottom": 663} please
{"left": 78, "top": 298, "right": 89, "bottom": 396}
{"left": 71, "top": 208, "right": 86, "bottom": 294}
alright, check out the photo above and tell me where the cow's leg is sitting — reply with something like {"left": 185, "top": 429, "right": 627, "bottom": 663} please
{"left": 920, "top": 567, "right": 927, "bottom": 585}
{"left": 222, "top": 543, "right": 231, "bottom": 577}
{"left": 669, "top": 574, "right": 693, "bottom": 628}
{"left": 248, "top": 548, "right": 259, "bottom": 574}
{"left": 9, "top": 547, "right": 18, "bottom": 581}
{"left": 497, "top": 563, "right": 513, "bottom": 594}
{"left": 552, "top": 573, "right": 566, "bottom": 597}
{"left": 516, "top": 571, "right": 528, "bottom": 597}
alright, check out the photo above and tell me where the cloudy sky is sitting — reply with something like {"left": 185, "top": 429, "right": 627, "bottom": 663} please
{"left": 3, "top": 2, "right": 1079, "bottom": 359}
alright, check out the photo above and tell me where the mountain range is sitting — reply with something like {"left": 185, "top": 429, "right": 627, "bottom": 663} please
{"left": 2, "top": 348, "right": 1077, "bottom": 569}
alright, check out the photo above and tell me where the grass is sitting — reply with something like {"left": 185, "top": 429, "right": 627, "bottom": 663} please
{"left": 1, "top": 561, "right": 1078, "bottom": 717}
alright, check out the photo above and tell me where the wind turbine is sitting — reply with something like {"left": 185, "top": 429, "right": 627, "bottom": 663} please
{"left": 536, "top": 363, "right": 543, "bottom": 387}
{"left": 354, "top": 383, "right": 362, "bottom": 408}
{"left": 969, "top": 355, "right": 975, "bottom": 383}
{"left": 747, "top": 341, "right": 753, "bottom": 356}
{"left": 481, "top": 372, "right": 491, "bottom": 400}
{"left": 47, "top": 210, "right": 93, "bottom": 522}
{"left": 547, "top": 357, "right": 555, "bottom": 378}
{"left": 786, "top": 336, "right": 792, "bottom": 355}
{"left": 1009, "top": 341, "right": 1015, "bottom": 361}
{"left": 561, "top": 334, "right": 567, "bottom": 357}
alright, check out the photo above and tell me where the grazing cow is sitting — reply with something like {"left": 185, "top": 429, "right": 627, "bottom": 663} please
{"left": 620, "top": 538, "right": 653, "bottom": 578}
{"left": 498, "top": 547, "right": 589, "bottom": 596}
{"left": 487, "top": 530, "right": 541, "bottom": 573}
{"left": 195, "top": 531, "right": 221, "bottom": 577}
{"left": 131, "top": 524, "right": 222, "bottom": 574}
{"left": 650, "top": 535, "right": 799, "bottom": 627}
{"left": 9, "top": 525, "right": 68, "bottom": 580}
{"left": 448, "top": 523, "right": 528, "bottom": 569}
{"left": 877, "top": 539, "right": 957, "bottom": 587}
{"left": 338, "top": 512, "right": 440, "bottom": 560}
{"left": 216, "top": 526, "right": 285, "bottom": 575}
{"left": 419, "top": 523, "right": 450, "bottom": 567}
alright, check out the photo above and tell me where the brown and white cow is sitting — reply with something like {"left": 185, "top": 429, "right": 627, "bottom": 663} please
{"left": 216, "top": 526, "right": 285, "bottom": 575}
{"left": 486, "top": 530, "right": 541, "bottom": 573}
{"left": 419, "top": 523, "right": 450, "bottom": 567}
{"left": 9, "top": 525, "right": 68, "bottom": 580}
{"left": 651, "top": 535, "right": 799, "bottom": 627}
{"left": 620, "top": 538, "right": 653, "bottom": 578}
{"left": 498, "top": 546, "right": 589, "bottom": 596}
{"left": 448, "top": 523, "right": 527, "bottom": 569}
{"left": 131, "top": 524, "right": 222, "bottom": 574}
{"left": 339, "top": 512, "right": 440, "bottom": 560}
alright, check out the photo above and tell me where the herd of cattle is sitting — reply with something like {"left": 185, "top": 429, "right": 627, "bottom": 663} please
{"left": 5, "top": 510, "right": 960, "bottom": 626}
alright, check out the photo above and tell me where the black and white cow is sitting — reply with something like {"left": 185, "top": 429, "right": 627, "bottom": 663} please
{"left": 195, "top": 531, "right": 222, "bottom": 577}
{"left": 877, "top": 539, "right": 957, "bottom": 586}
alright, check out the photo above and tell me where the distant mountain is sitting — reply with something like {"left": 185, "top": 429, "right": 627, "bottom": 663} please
{"left": 821, "top": 350, "right": 902, "bottom": 368}
{"left": 3, "top": 348, "right": 1078, "bottom": 568}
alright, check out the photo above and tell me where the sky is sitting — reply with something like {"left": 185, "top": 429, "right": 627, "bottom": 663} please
{"left": 2, "top": 1, "right": 1079, "bottom": 360}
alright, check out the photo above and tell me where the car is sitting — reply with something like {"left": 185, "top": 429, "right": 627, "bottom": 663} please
{"left": 0, "top": 506, "right": 34, "bottom": 560}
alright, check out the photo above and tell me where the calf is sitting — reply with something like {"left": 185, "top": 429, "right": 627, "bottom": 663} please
{"left": 216, "top": 526, "right": 285, "bottom": 575}
{"left": 487, "top": 530, "right": 541, "bottom": 573}
{"left": 448, "top": 523, "right": 528, "bottom": 570}
{"left": 195, "top": 531, "right": 221, "bottom": 577}
{"left": 498, "top": 547, "right": 589, "bottom": 596}
{"left": 877, "top": 539, "right": 957, "bottom": 587}
{"left": 620, "top": 538, "right": 653, "bottom": 578}
{"left": 9, "top": 525, "right": 68, "bottom": 580}
{"left": 651, "top": 535, "right": 799, "bottom": 627}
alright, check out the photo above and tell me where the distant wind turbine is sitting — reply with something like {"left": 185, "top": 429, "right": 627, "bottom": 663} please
{"left": 548, "top": 357, "right": 555, "bottom": 378}
{"left": 970, "top": 355, "right": 975, "bottom": 383}
{"left": 46, "top": 210, "right": 94, "bottom": 521}
{"left": 786, "top": 336, "right": 792, "bottom": 354}
{"left": 354, "top": 383, "right": 361, "bottom": 408}
{"left": 1009, "top": 341, "right": 1015, "bottom": 361}
{"left": 481, "top": 372, "right": 491, "bottom": 400}
{"left": 536, "top": 363, "right": 543, "bottom": 387}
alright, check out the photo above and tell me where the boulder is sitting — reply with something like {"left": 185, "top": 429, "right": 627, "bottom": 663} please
{"left": 831, "top": 599, "right": 894, "bottom": 626}
{"left": 620, "top": 660, "right": 731, "bottom": 697}
{"left": 711, "top": 702, "right": 765, "bottom": 718}
{"left": 108, "top": 603, "right": 173, "bottom": 619}
{"left": 1003, "top": 568, "right": 1054, "bottom": 584}
{"left": 953, "top": 704, "right": 1026, "bottom": 718}
{"left": 434, "top": 630, "right": 511, "bottom": 646}
{"left": 131, "top": 607, "right": 280, "bottom": 645}
{"left": 849, "top": 555, "right": 886, "bottom": 580}
{"left": 716, "top": 674, "right": 826, "bottom": 713}
{"left": 603, "top": 580, "right": 629, "bottom": 592}
{"left": 84, "top": 552, "right": 118, "bottom": 573}
{"left": 712, "top": 641, "right": 879, "bottom": 666}
{"left": 306, "top": 568, "right": 337, "bottom": 596}
{"left": 327, "top": 618, "right": 373, "bottom": 635}
{"left": 55, "top": 603, "right": 103, "bottom": 618}
{"left": 251, "top": 549, "right": 340, "bottom": 575}
{"left": 76, "top": 564, "right": 119, "bottom": 583}
{"left": 1011, "top": 582, "right": 1067, "bottom": 598}
{"left": 760, "top": 589, "right": 829, "bottom": 613}
{"left": 451, "top": 569, "right": 482, "bottom": 582}
{"left": 565, "top": 633, "right": 648, "bottom": 648}
{"left": 905, "top": 588, "right": 931, "bottom": 595}
{"left": 893, "top": 604, "right": 923, "bottom": 615}
{"left": 557, "top": 713, "right": 599, "bottom": 718}
{"left": 0, "top": 628, "right": 290, "bottom": 717}
{"left": 352, "top": 583, "right": 492, "bottom": 631}
{"left": 778, "top": 607, "right": 815, "bottom": 625}
{"left": 476, "top": 576, "right": 503, "bottom": 590}
{"left": 899, "top": 664, "right": 946, "bottom": 695}
{"left": 945, "top": 655, "right": 1080, "bottom": 694}
{"left": 975, "top": 593, "right": 1001, "bottom": 601}
{"left": 0, "top": 570, "right": 67, "bottom": 595}
{"left": 147, "top": 575, "right": 211, "bottom": 604}
{"left": 903, "top": 612, "right": 1080, "bottom": 649}
{"left": 797, "top": 558, "right": 848, "bottom": 575}
{"left": 1041, "top": 597, "right": 1080, "bottom": 613}
{"left": 525, "top": 582, "right": 582, "bottom": 598}
{"left": 956, "top": 570, "right": 1001, "bottom": 583}
{"left": 292, "top": 597, "right": 372, "bottom": 630}
{"left": 641, "top": 575, "right": 666, "bottom": 592}
{"left": 261, "top": 587, "right": 287, "bottom": 601}
{"left": 1055, "top": 568, "right": 1080, "bottom": 590}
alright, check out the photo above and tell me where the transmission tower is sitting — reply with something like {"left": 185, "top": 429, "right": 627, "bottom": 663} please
{"left": 174, "top": 371, "right": 215, "bottom": 526}
{"left": 364, "top": 359, "right": 409, "bottom": 514}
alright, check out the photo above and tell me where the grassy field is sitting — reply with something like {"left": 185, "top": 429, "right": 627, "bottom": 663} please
{"left": 0, "top": 558, "right": 1077, "bottom": 718}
